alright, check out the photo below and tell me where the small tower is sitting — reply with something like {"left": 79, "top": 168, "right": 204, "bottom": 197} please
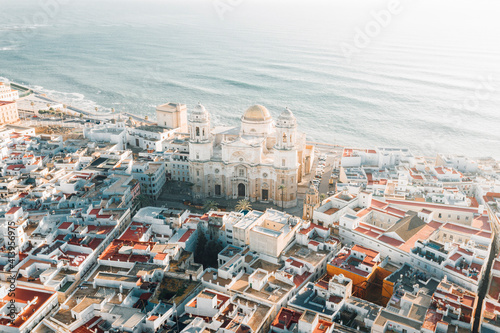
{"left": 274, "top": 107, "right": 299, "bottom": 208}
{"left": 275, "top": 107, "right": 297, "bottom": 150}
{"left": 188, "top": 103, "right": 212, "bottom": 201}
{"left": 188, "top": 103, "right": 211, "bottom": 145}
{"left": 303, "top": 185, "right": 319, "bottom": 220}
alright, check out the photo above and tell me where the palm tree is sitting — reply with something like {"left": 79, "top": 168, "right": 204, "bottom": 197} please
{"left": 94, "top": 106, "right": 98, "bottom": 114}
{"left": 278, "top": 184, "right": 286, "bottom": 211}
{"left": 63, "top": 104, "right": 67, "bottom": 115}
{"left": 203, "top": 200, "right": 218, "bottom": 213}
{"left": 319, "top": 193, "right": 327, "bottom": 203}
{"left": 79, "top": 113, "right": 83, "bottom": 119}
{"left": 145, "top": 115, "right": 149, "bottom": 121}
{"left": 30, "top": 101, "right": 36, "bottom": 114}
{"left": 235, "top": 199, "right": 252, "bottom": 212}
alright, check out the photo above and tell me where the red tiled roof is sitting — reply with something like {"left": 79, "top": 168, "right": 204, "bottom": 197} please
{"left": 58, "top": 222, "right": 73, "bottom": 230}
{"left": 154, "top": 253, "right": 168, "bottom": 260}
{"left": 6, "top": 206, "right": 21, "bottom": 214}
{"left": 271, "top": 307, "right": 302, "bottom": 330}
{"left": 6, "top": 164, "right": 25, "bottom": 170}
{"left": 290, "top": 260, "right": 305, "bottom": 268}
{"left": 352, "top": 244, "right": 379, "bottom": 258}
{"left": 378, "top": 235, "right": 404, "bottom": 247}
{"left": 386, "top": 199, "right": 477, "bottom": 213}
{"left": 294, "top": 272, "right": 311, "bottom": 288}
{"left": 443, "top": 222, "right": 491, "bottom": 238}
{"left": 0, "top": 287, "right": 55, "bottom": 328}
{"left": 178, "top": 228, "right": 195, "bottom": 243}
{"left": 299, "top": 222, "right": 328, "bottom": 235}
{"left": 493, "top": 259, "right": 500, "bottom": 272}
{"left": 119, "top": 225, "right": 148, "bottom": 242}
{"left": 398, "top": 221, "right": 442, "bottom": 253}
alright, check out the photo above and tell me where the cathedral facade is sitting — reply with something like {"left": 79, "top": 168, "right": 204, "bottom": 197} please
{"left": 188, "top": 104, "right": 313, "bottom": 208}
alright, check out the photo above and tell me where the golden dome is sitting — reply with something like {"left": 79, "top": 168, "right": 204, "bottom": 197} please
{"left": 242, "top": 105, "right": 272, "bottom": 122}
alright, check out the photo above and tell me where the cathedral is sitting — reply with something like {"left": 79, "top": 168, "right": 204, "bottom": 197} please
{"left": 188, "top": 104, "right": 313, "bottom": 208}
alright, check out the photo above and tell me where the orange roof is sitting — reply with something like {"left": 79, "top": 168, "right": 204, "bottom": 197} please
{"left": 0, "top": 287, "right": 56, "bottom": 328}
{"left": 352, "top": 244, "right": 379, "bottom": 258}
{"left": 398, "top": 221, "right": 442, "bottom": 253}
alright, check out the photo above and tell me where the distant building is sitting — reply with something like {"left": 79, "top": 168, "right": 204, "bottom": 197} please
{"left": 156, "top": 102, "right": 188, "bottom": 133}
{"left": 0, "top": 82, "right": 19, "bottom": 101}
{"left": 0, "top": 100, "right": 19, "bottom": 125}
{"left": 131, "top": 161, "right": 167, "bottom": 199}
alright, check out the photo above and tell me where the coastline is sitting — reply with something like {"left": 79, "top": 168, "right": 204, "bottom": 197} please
{"left": 10, "top": 80, "right": 157, "bottom": 125}
{"left": 5, "top": 79, "right": 498, "bottom": 161}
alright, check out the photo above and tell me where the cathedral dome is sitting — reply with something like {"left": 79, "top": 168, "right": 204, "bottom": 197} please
{"left": 193, "top": 102, "right": 207, "bottom": 115}
{"left": 279, "top": 107, "right": 296, "bottom": 120}
{"left": 242, "top": 105, "right": 272, "bottom": 122}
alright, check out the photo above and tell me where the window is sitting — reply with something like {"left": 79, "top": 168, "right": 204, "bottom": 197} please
{"left": 196, "top": 127, "right": 200, "bottom": 136}
{"left": 282, "top": 159, "right": 286, "bottom": 167}
{"left": 239, "top": 169, "right": 244, "bottom": 177}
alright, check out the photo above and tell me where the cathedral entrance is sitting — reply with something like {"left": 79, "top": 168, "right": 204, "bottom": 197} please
{"left": 237, "top": 183, "right": 246, "bottom": 197}
{"left": 262, "top": 189, "right": 268, "bottom": 201}
{"left": 215, "top": 185, "right": 221, "bottom": 196}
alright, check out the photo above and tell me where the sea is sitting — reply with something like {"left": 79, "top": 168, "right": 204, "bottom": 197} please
{"left": 1, "top": 0, "right": 499, "bottom": 158}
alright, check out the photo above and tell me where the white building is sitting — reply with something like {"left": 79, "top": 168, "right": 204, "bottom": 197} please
{"left": 189, "top": 104, "right": 312, "bottom": 207}
{"left": 131, "top": 161, "right": 167, "bottom": 199}
{"left": 0, "top": 101, "right": 19, "bottom": 125}
{"left": 0, "top": 82, "right": 19, "bottom": 102}
{"left": 156, "top": 102, "right": 188, "bottom": 133}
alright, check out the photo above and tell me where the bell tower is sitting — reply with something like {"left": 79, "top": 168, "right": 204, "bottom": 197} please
{"left": 303, "top": 185, "right": 319, "bottom": 220}
{"left": 275, "top": 107, "right": 297, "bottom": 150}
{"left": 188, "top": 103, "right": 212, "bottom": 201}
{"left": 274, "top": 107, "right": 299, "bottom": 208}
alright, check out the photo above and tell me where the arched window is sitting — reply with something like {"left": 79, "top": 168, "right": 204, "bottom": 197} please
{"left": 202, "top": 128, "right": 205, "bottom": 136}
{"left": 283, "top": 133, "right": 287, "bottom": 143}
{"left": 196, "top": 127, "right": 200, "bottom": 136}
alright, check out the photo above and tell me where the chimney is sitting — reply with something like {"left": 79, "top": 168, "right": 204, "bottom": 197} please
{"left": 213, "top": 272, "right": 217, "bottom": 280}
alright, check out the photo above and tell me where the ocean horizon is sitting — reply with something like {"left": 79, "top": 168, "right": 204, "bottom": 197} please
{"left": 1, "top": 0, "right": 499, "bottom": 158}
